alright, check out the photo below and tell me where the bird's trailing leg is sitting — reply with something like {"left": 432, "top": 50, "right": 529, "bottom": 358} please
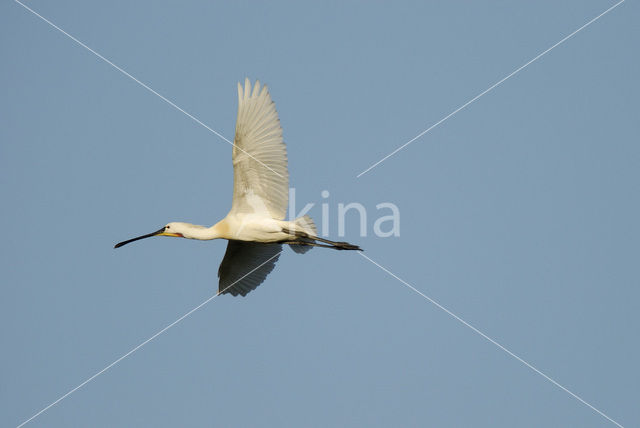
{"left": 281, "top": 241, "right": 341, "bottom": 249}
{"left": 282, "top": 228, "right": 362, "bottom": 251}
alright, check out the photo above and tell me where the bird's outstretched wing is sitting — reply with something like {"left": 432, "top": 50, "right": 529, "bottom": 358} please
{"left": 218, "top": 241, "right": 282, "bottom": 296}
{"left": 229, "top": 78, "right": 289, "bottom": 219}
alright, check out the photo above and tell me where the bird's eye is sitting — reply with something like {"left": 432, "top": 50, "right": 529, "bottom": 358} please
{"left": 166, "top": 225, "right": 170, "bottom": 230}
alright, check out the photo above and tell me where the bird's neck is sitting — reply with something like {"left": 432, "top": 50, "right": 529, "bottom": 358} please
{"left": 183, "top": 220, "right": 229, "bottom": 240}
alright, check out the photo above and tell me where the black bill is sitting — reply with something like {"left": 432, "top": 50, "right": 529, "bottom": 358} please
{"left": 114, "top": 227, "right": 165, "bottom": 248}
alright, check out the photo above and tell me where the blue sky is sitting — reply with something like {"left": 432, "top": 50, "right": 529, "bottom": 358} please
{"left": 2, "top": 1, "right": 638, "bottom": 427}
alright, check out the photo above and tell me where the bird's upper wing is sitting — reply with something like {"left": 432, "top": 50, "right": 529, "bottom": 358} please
{"left": 229, "top": 78, "right": 289, "bottom": 219}
{"left": 218, "top": 241, "right": 282, "bottom": 297}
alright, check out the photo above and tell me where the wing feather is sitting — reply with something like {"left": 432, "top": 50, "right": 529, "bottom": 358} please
{"left": 218, "top": 241, "right": 282, "bottom": 296}
{"left": 229, "top": 79, "right": 289, "bottom": 219}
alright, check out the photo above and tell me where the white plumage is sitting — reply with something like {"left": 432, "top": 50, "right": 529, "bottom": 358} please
{"left": 115, "top": 79, "right": 361, "bottom": 296}
{"left": 231, "top": 79, "right": 289, "bottom": 220}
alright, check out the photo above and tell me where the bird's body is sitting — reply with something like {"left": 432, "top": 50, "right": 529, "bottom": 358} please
{"left": 116, "top": 78, "right": 360, "bottom": 296}
{"left": 217, "top": 215, "right": 296, "bottom": 243}
{"left": 163, "top": 216, "right": 306, "bottom": 243}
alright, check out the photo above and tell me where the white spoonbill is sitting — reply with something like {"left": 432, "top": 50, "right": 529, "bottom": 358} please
{"left": 115, "top": 78, "right": 361, "bottom": 296}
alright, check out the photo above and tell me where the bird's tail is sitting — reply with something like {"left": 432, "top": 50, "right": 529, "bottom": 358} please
{"left": 288, "top": 215, "right": 317, "bottom": 254}
{"left": 295, "top": 215, "right": 317, "bottom": 235}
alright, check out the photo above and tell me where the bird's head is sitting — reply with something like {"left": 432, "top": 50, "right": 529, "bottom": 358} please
{"left": 114, "top": 222, "right": 188, "bottom": 248}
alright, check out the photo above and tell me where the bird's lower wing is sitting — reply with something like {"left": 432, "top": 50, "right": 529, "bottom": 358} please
{"left": 218, "top": 241, "right": 282, "bottom": 297}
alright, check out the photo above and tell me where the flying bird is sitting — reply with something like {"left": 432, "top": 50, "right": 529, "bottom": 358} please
{"left": 115, "top": 78, "right": 361, "bottom": 296}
